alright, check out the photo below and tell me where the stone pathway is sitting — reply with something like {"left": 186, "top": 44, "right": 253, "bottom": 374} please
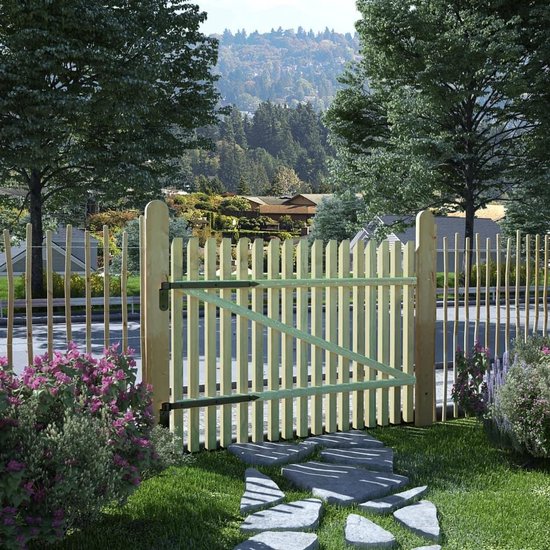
{"left": 229, "top": 431, "right": 442, "bottom": 549}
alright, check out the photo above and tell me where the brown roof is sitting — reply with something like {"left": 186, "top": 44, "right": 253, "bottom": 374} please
{"left": 284, "top": 194, "right": 332, "bottom": 206}
{"left": 259, "top": 205, "right": 317, "bottom": 215}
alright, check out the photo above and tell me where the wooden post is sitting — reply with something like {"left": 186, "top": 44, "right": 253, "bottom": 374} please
{"left": 414, "top": 210, "right": 436, "bottom": 426}
{"left": 143, "top": 200, "right": 170, "bottom": 423}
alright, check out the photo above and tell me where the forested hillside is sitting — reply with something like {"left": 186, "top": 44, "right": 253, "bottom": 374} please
{"left": 212, "top": 28, "right": 360, "bottom": 112}
{"left": 182, "top": 102, "right": 334, "bottom": 195}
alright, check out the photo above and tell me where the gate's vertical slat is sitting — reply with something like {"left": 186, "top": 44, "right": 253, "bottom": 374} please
{"left": 474, "top": 234, "right": 481, "bottom": 344}
{"left": 364, "top": 241, "right": 377, "bottom": 427}
{"left": 187, "top": 238, "right": 200, "bottom": 452}
{"left": 219, "top": 239, "right": 233, "bottom": 448}
{"left": 251, "top": 239, "right": 264, "bottom": 443}
{"left": 85, "top": 230, "right": 92, "bottom": 354}
{"left": 64, "top": 225, "right": 72, "bottom": 343}
{"left": 267, "top": 239, "right": 281, "bottom": 441}
{"left": 442, "top": 237, "right": 448, "bottom": 422}
{"left": 544, "top": 236, "right": 549, "bottom": 335}
{"left": 534, "top": 235, "right": 540, "bottom": 335}
{"left": 281, "top": 240, "right": 294, "bottom": 439}
{"left": 402, "top": 242, "right": 414, "bottom": 422}
{"left": 170, "top": 238, "right": 184, "bottom": 439}
{"left": 352, "top": 240, "right": 365, "bottom": 429}
{"left": 515, "top": 231, "right": 521, "bottom": 341}
{"left": 505, "top": 237, "right": 512, "bottom": 354}
{"left": 296, "top": 240, "right": 309, "bottom": 438}
{"left": 103, "top": 225, "right": 110, "bottom": 348}
{"left": 525, "top": 235, "right": 531, "bottom": 341}
{"left": 337, "top": 240, "right": 350, "bottom": 431}
{"left": 377, "top": 240, "right": 390, "bottom": 426}
{"left": 325, "top": 240, "right": 338, "bottom": 433}
{"left": 389, "top": 242, "right": 402, "bottom": 424}
{"left": 46, "top": 230, "right": 53, "bottom": 360}
{"left": 310, "top": 240, "right": 323, "bottom": 435}
{"left": 121, "top": 231, "right": 128, "bottom": 351}
{"left": 25, "top": 223, "right": 33, "bottom": 364}
{"left": 464, "top": 237, "right": 470, "bottom": 352}
{"left": 452, "top": 234, "right": 459, "bottom": 418}
{"left": 495, "top": 235, "right": 501, "bottom": 361}
{"left": 236, "top": 238, "right": 250, "bottom": 443}
{"left": 485, "top": 238, "right": 491, "bottom": 352}
{"left": 204, "top": 238, "right": 217, "bottom": 450}
{"left": 3, "top": 230, "right": 14, "bottom": 366}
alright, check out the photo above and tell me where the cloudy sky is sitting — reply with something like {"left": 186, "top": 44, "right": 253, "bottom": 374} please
{"left": 197, "top": 0, "right": 360, "bottom": 35}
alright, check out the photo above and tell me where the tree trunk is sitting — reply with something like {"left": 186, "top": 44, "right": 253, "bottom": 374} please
{"left": 464, "top": 196, "right": 476, "bottom": 282}
{"left": 29, "top": 170, "right": 45, "bottom": 298}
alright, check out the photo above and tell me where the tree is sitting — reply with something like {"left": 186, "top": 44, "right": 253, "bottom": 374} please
{"left": 310, "top": 194, "right": 364, "bottom": 243}
{"left": 267, "top": 166, "right": 308, "bottom": 196}
{"left": 0, "top": 1, "right": 220, "bottom": 296}
{"left": 326, "top": 0, "right": 534, "bottom": 247}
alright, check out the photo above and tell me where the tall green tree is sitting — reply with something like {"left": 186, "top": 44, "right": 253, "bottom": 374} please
{"left": 326, "top": 0, "right": 534, "bottom": 245}
{"left": 0, "top": 1, "right": 220, "bottom": 296}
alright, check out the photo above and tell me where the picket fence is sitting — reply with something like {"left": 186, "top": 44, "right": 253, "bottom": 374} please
{"left": 1, "top": 200, "right": 549, "bottom": 450}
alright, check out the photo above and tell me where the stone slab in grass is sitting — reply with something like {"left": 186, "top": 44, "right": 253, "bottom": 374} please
{"left": 393, "top": 500, "right": 441, "bottom": 542}
{"left": 303, "top": 430, "right": 384, "bottom": 449}
{"left": 320, "top": 447, "right": 394, "bottom": 472}
{"left": 240, "top": 468, "right": 285, "bottom": 514}
{"left": 229, "top": 441, "right": 315, "bottom": 466}
{"left": 411, "top": 546, "right": 442, "bottom": 550}
{"left": 241, "top": 498, "right": 322, "bottom": 534}
{"left": 234, "top": 531, "right": 319, "bottom": 550}
{"left": 345, "top": 514, "right": 396, "bottom": 548}
{"left": 282, "top": 462, "right": 408, "bottom": 506}
{"left": 359, "top": 486, "right": 428, "bottom": 514}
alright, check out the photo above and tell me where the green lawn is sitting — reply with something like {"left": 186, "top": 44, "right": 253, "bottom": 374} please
{"left": 43, "top": 419, "right": 550, "bottom": 550}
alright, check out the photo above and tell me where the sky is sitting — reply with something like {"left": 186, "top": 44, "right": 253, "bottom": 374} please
{"left": 196, "top": 0, "right": 361, "bottom": 35}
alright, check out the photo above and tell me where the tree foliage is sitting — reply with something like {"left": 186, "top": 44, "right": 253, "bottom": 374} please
{"left": 310, "top": 193, "right": 364, "bottom": 243}
{"left": 0, "top": 0, "right": 220, "bottom": 295}
{"left": 326, "top": 0, "right": 539, "bottom": 244}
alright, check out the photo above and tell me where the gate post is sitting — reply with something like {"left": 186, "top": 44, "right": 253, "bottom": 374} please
{"left": 414, "top": 210, "right": 437, "bottom": 426}
{"left": 143, "top": 200, "right": 170, "bottom": 423}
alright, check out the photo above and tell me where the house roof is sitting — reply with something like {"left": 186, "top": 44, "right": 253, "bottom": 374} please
{"left": 284, "top": 194, "right": 332, "bottom": 206}
{"left": 0, "top": 227, "right": 97, "bottom": 270}
{"left": 244, "top": 196, "right": 290, "bottom": 206}
{"left": 352, "top": 215, "right": 502, "bottom": 250}
{"left": 258, "top": 205, "right": 316, "bottom": 216}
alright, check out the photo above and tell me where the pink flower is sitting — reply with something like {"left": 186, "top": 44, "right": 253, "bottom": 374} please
{"left": 6, "top": 459, "right": 25, "bottom": 472}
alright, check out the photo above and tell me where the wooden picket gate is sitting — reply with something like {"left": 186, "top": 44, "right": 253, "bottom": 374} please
{"left": 141, "top": 201, "right": 436, "bottom": 451}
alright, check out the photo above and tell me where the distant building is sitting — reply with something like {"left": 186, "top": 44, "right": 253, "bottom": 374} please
{"left": 242, "top": 193, "right": 332, "bottom": 223}
{"left": 352, "top": 215, "right": 502, "bottom": 271}
{"left": 0, "top": 227, "right": 98, "bottom": 275}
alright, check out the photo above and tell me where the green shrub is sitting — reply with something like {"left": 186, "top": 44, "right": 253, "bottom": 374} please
{"left": 488, "top": 336, "right": 550, "bottom": 458}
{"left": 14, "top": 273, "right": 121, "bottom": 299}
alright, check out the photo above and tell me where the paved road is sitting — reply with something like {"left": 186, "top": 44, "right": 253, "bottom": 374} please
{"left": 1, "top": 302, "right": 544, "bottom": 408}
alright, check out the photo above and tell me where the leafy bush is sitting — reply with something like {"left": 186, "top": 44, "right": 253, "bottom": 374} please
{"left": 14, "top": 273, "right": 121, "bottom": 299}
{"left": 488, "top": 336, "right": 550, "bottom": 458}
{"left": 451, "top": 343, "right": 489, "bottom": 417}
{"left": 220, "top": 196, "right": 250, "bottom": 216}
{"left": 0, "top": 345, "right": 157, "bottom": 548}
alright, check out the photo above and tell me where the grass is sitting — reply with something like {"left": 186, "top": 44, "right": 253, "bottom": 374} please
{"left": 40, "top": 419, "right": 550, "bottom": 550}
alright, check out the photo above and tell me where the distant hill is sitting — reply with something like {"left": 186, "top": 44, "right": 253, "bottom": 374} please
{"left": 212, "top": 27, "right": 360, "bottom": 112}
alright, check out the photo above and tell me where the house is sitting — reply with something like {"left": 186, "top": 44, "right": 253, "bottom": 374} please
{"left": 351, "top": 215, "right": 502, "bottom": 271}
{"left": 0, "top": 227, "right": 98, "bottom": 275}
{"left": 242, "top": 193, "right": 332, "bottom": 223}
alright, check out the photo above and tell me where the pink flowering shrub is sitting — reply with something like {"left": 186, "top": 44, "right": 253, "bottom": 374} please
{"left": 489, "top": 336, "right": 550, "bottom": 458}
{"left": 451, "top": 342, "right": 489, "bottom": 417}
{"left": 0, "top": 344, "right": 157, "bottom": 549}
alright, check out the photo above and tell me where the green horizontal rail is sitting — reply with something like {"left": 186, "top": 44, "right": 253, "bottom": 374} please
{"left": 163, "top": 377, "right": 415, "bottom": 411}
{"left": 169, "top": 276, "right": 416, "bottom": 290}
{"left": 160, "top": 277, "right": 417, "bottom": 310}
{"left": 185, "top": 288, "right": 415, "bottom": 383}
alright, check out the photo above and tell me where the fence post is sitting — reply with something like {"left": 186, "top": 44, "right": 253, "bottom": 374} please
{"left": 143, "top": 200, "right": 170, "bottom": 423}
{"left": 415, "top": 210, "right": 437, "bottom": 426}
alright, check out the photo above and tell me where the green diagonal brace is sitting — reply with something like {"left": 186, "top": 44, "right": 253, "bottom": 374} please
{"left": 185, "top": 288, "right": 415, "bottom": 383}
